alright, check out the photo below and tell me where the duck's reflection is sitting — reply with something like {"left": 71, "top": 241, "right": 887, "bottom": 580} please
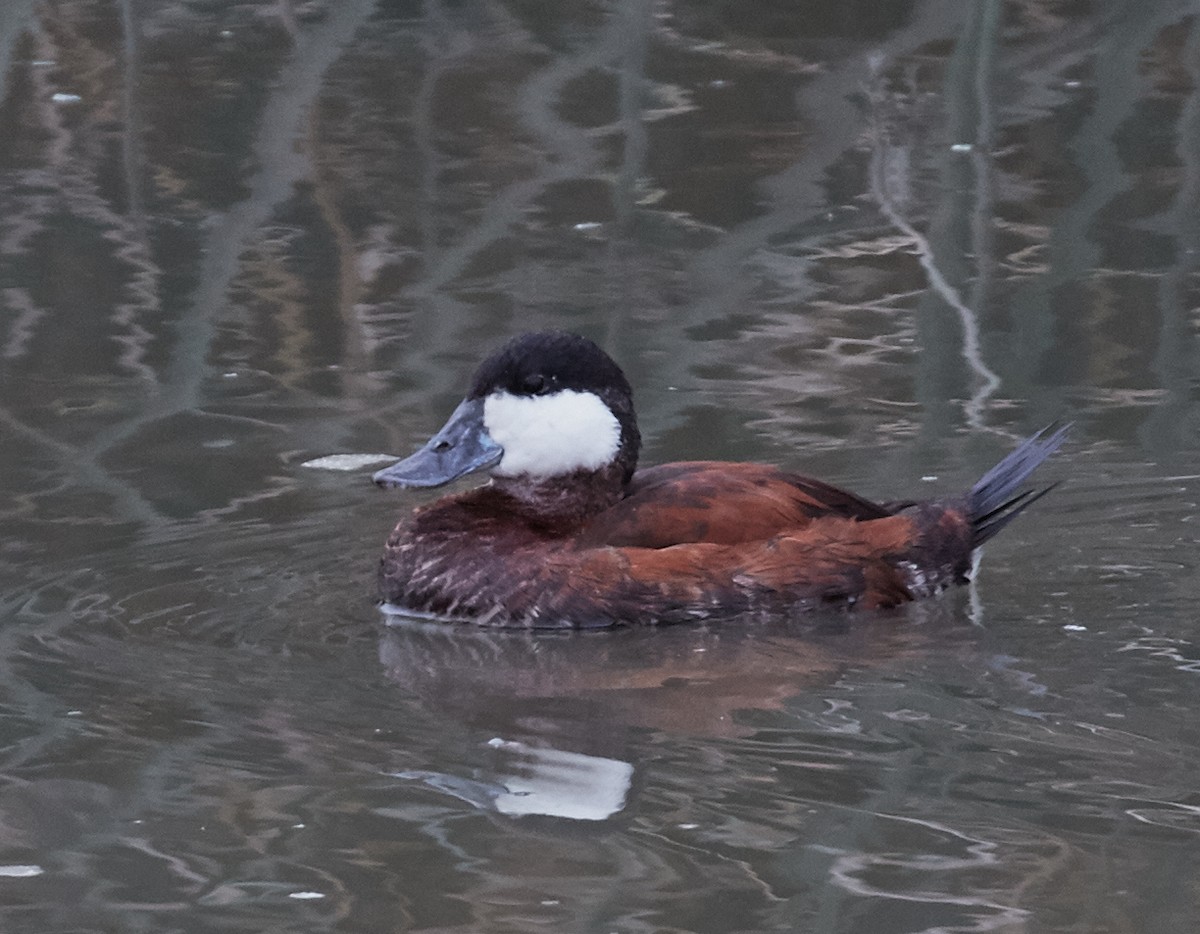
{"left": 377, "top": 605, "right": 968, "bottom": 820}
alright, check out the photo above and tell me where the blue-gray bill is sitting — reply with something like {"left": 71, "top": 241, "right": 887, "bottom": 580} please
{"left": 372, "top": 397, "right": 503, "bottom": 489}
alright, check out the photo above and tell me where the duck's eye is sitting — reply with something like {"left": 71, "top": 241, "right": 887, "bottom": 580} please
{"left": 521, "top": 373, "right": 548, "bottom": 395}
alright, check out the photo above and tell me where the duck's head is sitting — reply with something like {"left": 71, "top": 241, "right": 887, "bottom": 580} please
{"left": 373, "top": 331, "right": 641, "bottom": 493}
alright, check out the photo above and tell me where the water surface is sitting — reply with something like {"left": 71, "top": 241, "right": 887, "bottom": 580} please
{"left": 1, "top": 1, "right": 1199, "bottom": 931}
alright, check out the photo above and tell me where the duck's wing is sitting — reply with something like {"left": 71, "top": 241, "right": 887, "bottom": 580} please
{"left": 551, "top": 512, "right": 922, "bottom": 625}
{"left": 578, "top": 461, "right": 893, "bottom": 549}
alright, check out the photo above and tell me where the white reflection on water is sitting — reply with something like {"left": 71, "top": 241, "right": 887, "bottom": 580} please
{"left": 485, "top": 738, "right": 633, "bottom": 821}
{"left": 392, "top": 738, "right": 634, "bottom": 822}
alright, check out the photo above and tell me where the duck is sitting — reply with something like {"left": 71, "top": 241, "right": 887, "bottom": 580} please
{"left": 372, "top": 331, "right": 1067, "bottom": 629}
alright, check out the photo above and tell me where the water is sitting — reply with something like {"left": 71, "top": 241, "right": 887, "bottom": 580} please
{"left": 2, "top": 0, "right": 1199, "bottom": 931}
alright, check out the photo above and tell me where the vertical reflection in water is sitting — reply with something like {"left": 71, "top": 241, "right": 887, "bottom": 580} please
{"left": 367, "top": 0, "right": 470, "bottom": 406}
{"left": 961, "top": 0, "right": 1003, "bottom": 430}
{"left": 0, "top": 0, "right": 38, "bottom": 105}
{"left": 415, "top": 0, "right": 449, "bottom": 278}
{"left": 79, "top": 0, "right": 378, "bottom": 460}
{"left": 0, "top": 9, "right": 53, "bottom": 367}
{"left": 607, "top": 0, "right": 652, "bottom": 356}
{"left": 935, "top": 0, "right": 1002, "bottom": 620}
{"left": 0, "top": 3, "right": 163, "bottom": 526}
{"left": 402, "top": 4, "right": 611, "bottom": 298}
{"left": 966, "top": 0, "right": 999, "bottom": 335}
{"left": 866, "top": 2, "right": 1002, "bottom": 436}
{"left": 1145, "top": 18, "right": 1200, "bottom": 455}
{"left": 399, "top": 0, "right": 470, "bottom": 373}
{"left": 663, "top": 0, "right": 966, "bottom": 408}
{"left": 1007, "top": 5, "right": 1179, "bottom": 399}
{"left": 11, "top": 0, "right": 379, "bottom": 533}
{"left": 394, "top": 1, "right": 632, "bottom": 392}
{"left": 115, "top": 0, "right": 158, "bottom": 382}
{"left": 612, "top": 0, "right": 651, "bottom": 235}
{"left": 307, "top": 70, "right": 378, "bottom": 401}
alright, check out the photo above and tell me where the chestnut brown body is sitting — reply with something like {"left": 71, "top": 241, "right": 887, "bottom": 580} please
{"left": 373, "top": 332, "right": 1066, "bottom": 629}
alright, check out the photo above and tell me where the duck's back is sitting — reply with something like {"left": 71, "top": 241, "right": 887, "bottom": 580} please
{"left": 578, "top": 461, "right": 894, "bottom": 548}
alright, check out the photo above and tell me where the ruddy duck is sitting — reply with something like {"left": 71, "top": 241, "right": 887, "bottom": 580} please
{"left": 373, "top": 331, "right": 1067, "bottom": 628}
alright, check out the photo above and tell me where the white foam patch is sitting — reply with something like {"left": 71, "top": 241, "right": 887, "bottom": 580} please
{"left": 483, "top": 389, "right": 621, "bottom": 478}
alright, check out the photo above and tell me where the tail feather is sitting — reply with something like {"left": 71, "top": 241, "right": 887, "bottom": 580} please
{"left": 969, "top": 424, "right": 1069, "bottom": 547}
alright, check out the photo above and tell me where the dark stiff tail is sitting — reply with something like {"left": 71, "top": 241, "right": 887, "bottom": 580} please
{"left": 969, "top": 424, "right": 1069, "bottom": 548}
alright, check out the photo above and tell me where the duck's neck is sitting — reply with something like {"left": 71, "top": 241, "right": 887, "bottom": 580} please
{"left": 490, "top": 464, "right": 629, "bottom": 528}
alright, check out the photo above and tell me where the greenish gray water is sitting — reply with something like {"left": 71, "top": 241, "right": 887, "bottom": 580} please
{"left": 1, "top": 1, "right": 1199, "bottom": 931}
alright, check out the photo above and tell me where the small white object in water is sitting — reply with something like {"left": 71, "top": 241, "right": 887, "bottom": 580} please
{"left": 52, "top": 93, "right": 81, "bottom": 104}
{"left": 950, "top": 142, "right": 973, "bottom": 153}
{"left": 1063, "top": 624, "right": 1087, "bottom": 632}
{"left": 301, "top": 453, "right": 398, "bottom": 471}
{"left": 288, "top": 891, "right": 325, "bottom": 900}
{"left": 0, "top": 865, "right": 44, "bottom": 878}
{"left": 573, "top": 222, "right": 602, "bottom": 231}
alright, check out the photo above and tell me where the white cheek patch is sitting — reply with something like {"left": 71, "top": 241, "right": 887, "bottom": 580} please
{"left": 483, "top": 390, "right": 621, "bottom": 478}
